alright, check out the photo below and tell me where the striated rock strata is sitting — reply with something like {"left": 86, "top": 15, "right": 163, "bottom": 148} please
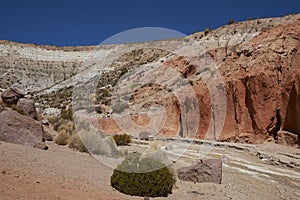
{"left": 0, "top": 14, "right": 299, "bottom": 145}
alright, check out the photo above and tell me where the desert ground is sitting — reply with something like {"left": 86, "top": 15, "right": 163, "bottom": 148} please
{"left": 0, "top": 139, "right": 299, "bottom": 200}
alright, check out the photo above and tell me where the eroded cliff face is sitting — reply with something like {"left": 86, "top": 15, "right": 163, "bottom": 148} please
{"left": 219, "top": 16, "right": 300, "bottom": 144}
{"left": 0, "top": 41, "right": 118, "bottom": 91}
{"left": 0, "top": 14, "right": 299, "bottom": 145}
{"left": 120, "top": 14, "right": 300, "bottom": 145}
{"left": 0, "top": 14, "right": 290, "bottom": 92}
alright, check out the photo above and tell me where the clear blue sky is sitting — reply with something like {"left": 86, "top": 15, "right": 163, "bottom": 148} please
{"left": 1, "top": 0, "right": 299, "bottom": 46}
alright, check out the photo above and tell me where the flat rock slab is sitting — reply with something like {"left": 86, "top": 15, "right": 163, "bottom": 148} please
{"left": 177, "top": 159, "right": 222, "bottom": 184}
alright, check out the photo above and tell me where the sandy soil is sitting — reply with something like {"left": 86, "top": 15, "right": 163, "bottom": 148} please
{"left": 0, "top": 140, "right": 299, "bottom": 200}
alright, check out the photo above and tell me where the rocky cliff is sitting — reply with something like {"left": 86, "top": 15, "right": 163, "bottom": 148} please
{"left": 218, "top": 14, "right": 300, "bottom": 144}
{"left": 0, "top": 14, "right": 299, "bottom": 145}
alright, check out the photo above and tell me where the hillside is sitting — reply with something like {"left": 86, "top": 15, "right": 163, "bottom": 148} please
{"left": 0, "top": 13, "right": 299, "bottom": 145}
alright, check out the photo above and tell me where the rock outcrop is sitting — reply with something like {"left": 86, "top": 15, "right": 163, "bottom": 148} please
{"left": 0, "top": 13, "right": 299, "bottom": 145}
{"left": 125, "top": 13, "right": 300, "bottom": 145}
{"left": 1, "top": 86, "right": 24, "bottom": 104}
{"left": 0, "top": 15, "right": 292, "bottom": 93}
{"left": 218, "top": 15, "right": 300, "bottom": 144}
{"left": 177, "top": 159, "right": 222, "bottom": 184}
{"left": 0, "top": 109, "right": 46, "bottom": 148}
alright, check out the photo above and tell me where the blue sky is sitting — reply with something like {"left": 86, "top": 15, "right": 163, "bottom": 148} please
{"left": 0, "top": 0, "right": 299, "bottom": 46}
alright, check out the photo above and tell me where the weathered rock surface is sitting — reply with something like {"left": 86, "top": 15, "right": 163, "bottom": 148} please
{"left": 95, "top": 14, "right": 300, "bottom": 145}
{"left": 0, "top": 13, "right": 299, "bottom": 145}
{"left": 16, "top": 98, "right": 37, "bottom": 119}
{"left": 218, "top": 15, "right": 300, "bottom": 144}
{"left": 1, "top": 86, "right": 24, "bottom": 104}
{"left": 277, "top": 131, "right": 299, "bottom": 146}
{"left": 177, "top": 159, "right": 222, "bottom": 184}
{"left": 0, "top": 15, "right": 291, "bottom": 93}
{"left": 0, "top": 109, "right": 45, "bottom": 147}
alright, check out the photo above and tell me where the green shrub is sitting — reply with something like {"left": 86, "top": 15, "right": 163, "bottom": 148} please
{"left": 110, "top": 154, "right": 175, "bottom": 198}
{"left": 228, "top": 19, "right": 235, "bottom": 25}
{"left": 120, "top": 67, "right": 128, "bottom": 77}
{"left": 113, "top": 134, "right": 131, "bottom": 146}
{"left": 204, "top": 28, "right": 210, "bottom": 36}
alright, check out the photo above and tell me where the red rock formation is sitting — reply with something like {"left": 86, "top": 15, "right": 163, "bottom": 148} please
{"left": 218, "top": 15, "right": 300, "bottom": 144}
{"left": 97, "top": 14, "right": 300, "bottom": 145}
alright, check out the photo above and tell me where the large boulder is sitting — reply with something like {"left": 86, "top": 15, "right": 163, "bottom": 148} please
{"left": 16, "top": 98, "right": 38, "bottom": 120}
{"left": 1, "top": 86, "right": 25, "bottom": 105}
{"left": 177, "top": 159, "right": 222, "bottom": 184}
{"left": 0, "top": 109, "right": 46, "bottom": 148}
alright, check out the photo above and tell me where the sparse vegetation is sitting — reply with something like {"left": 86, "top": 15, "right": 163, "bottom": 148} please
{"left": 204, "top": 28, "right": 210, "bottom": 36}
{"left": 119, "top": 67, "right": 128, "bottom": 77}
{"left": 57, "top": 121, "right": 76, "bottom": 136}
{"left": 68, "top": 134, "right": 88, "bottom": 153}
{"left": 45, "top": 131, "right": 54, "bottom": 141}
{"left": 55, "top": 129, "right": 69, "bottom": 145}
{"left": 111, "top": 153, "right": 175, "bottom": 198}
{"left": 228, "top": 19, "right": 235, "bottom": 25}
{"left": 113, "top": 134, "right": 131, "bottom": 146}
{"left": 61, "top": 107, "right": 73, "bottom": 121}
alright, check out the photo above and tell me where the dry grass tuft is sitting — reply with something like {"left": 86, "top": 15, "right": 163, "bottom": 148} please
{"left": 68, "top": 134, "right": 88, "bottom": 153}
{"left": 55, "top": 130, "right": 69, "bottom": 145}
{"left": 45, "top": 131, "right": 54, "bottom": 141}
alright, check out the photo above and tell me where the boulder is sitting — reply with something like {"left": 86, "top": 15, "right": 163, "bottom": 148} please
{"left": 0, "top": 109, "right": 46, "bottom": 148}
{"left": 16, "top": 98, "right": 37, "bottom": 120}
{"left": 1, "top": 86, "right": 25, "bottom": 105}
{"left": 277, "top": 131, "right": 299, "bottom": 146}
{"left": 177, "top": 159, "right": 222, "bottom": 184}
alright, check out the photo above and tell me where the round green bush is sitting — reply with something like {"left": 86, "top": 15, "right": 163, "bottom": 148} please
{"left": 110, "top": 154, "right": 175, "bottom": 198}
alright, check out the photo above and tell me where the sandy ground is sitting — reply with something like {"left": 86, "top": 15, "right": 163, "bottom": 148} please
{"left": 0, "top": 140, "right": 299, "bottom": 200}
